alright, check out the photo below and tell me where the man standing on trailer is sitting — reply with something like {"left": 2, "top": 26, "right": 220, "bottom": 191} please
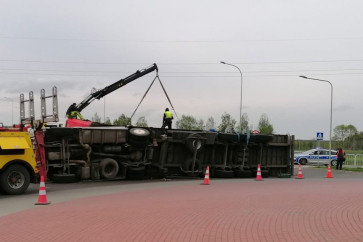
{"left": 66, "top": 103, "right": 84, "bottom": 120}
{"left": 161, "top": 108, "right": 173, "bottom": 132}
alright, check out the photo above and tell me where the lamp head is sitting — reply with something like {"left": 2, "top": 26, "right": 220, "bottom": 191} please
{"left": 299, "top": 75, "right": 308, "bottom": 79}
{"left": 220, "top": 61, "right": 226, "bottom": 64}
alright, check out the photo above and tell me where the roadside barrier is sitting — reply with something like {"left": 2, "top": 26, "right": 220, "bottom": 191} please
{"left": 326, "top": 165, "right": 333, "bottom": 178}
{"left": 201, "top": 166, "right": 210, "bottom": 185}
{"left": 255, "top": 164, "right": 263, "bottom": 181}
{"left": 296, "top": 164, "right": 304, "bottom": 179}
{"left": 345, "top": 154, "right": 363, "bottom": 167}
{"left": 35, "top": 176, "right": 51, "bottom": 205}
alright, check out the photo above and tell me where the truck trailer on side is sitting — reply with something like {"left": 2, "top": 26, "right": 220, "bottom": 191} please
{"left": 35, "top": 126, "right": 294, "bottom": 182}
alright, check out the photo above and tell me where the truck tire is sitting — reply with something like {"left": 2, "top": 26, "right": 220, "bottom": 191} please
{"left": 0, "top": 164, "right": 30, "bottom": 195}
{"left": 126, "top": 166, "right": 145, "bottom": 180}
{"left": 218, "top": 133, "right": 247, "bottom": 143}
{"left": 129, "top": 139, "right": 149, "bottom": 148}
{"left": 214, "top": 169, "right": 234, "bottom": 178}
{"left": 183, "top": 158, "right": 201, "bottom": 172}
{"left": 129, "top": 128, "right": 150, "bottom": 142}
{"left": 186, "top": 134, "right": 203, "bottom": 153}
{"left": 234, "top": 169, "right": 252, "bottom": 178}
{"left": 52, "top": 173, "right": 79, "bottom": 183}
{"left": 99, "top": 158, "right": 119, "bottom": 179}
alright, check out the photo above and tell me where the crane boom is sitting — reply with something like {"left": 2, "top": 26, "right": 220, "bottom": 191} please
{"left": 76, "top": 63, "right": 158, "bottom": 112}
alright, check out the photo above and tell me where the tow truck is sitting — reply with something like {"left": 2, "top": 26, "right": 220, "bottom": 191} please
{"left": 0, "top": 123, "right": 39, "bottom": 194}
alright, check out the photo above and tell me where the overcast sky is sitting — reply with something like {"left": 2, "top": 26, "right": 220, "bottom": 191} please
{"left": 1, "top": 0, "right": 362, "bottom": 139}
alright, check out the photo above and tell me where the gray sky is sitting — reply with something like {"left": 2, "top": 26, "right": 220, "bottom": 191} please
{"left": 0, "top": 0, "right": 362, "bottom": 139}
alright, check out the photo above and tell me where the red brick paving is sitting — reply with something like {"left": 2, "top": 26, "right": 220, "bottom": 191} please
{"left": 1, "top": 179, "right": 363, "bottom": 241}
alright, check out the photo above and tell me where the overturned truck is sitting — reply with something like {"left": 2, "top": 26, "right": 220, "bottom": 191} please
{"left": 36, "top": 126, "right": 294, "bottom": 182}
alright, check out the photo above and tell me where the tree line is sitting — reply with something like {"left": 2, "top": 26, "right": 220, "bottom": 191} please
{"left": 91, "top": 112, "right": 274, "bottom": 134}
{"left": 295, "top": 124, "right": 363, "bottom": 151}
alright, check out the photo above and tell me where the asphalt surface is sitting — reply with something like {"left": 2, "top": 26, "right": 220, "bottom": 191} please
{"left": 1, "top": 166, "right": 363, "bottom": 242}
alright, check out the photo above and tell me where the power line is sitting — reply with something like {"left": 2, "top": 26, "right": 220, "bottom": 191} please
{"left": 1, "top": 36, "right": 363, "bottom": 42}
{"left": 1, "top": 71, "right": 362, "bottom": 78}
{"left": 1, "top": 67, "right": 363, "bottom": 74}
{"left": 1, "top": 59, "right": 363, "bottom": 65}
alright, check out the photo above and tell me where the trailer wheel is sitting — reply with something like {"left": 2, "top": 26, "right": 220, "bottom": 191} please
{"left": 129, "top": 139, "right": 149, "bottom": 148}
{"left": 183, "top": 158, "right": 201, "bottom": 172}
{"left": 126, "top": 166, "right": 145, "bottom": 180}
{"left": 129, "top": 128, "right": 150, "bottom": 141}
{"left": 0, "top": 164, "right": 30, "bottom": 195}
{"left": 218, "top": 133, "right": 247, "bottom": 143}
{"left": 214, "top": 169, "right": 234, "bottom": 178}
{"left": 234, "top": 169, "right": 252, "bottom": 178}
{"left": 99, "top": 158, "right": 119, "bottom": 179}
{"left": 186, "top": 134, "right": 203, "bottom": 152}
{"left": 52, "top": 173, "right": 79, "bottom": 183}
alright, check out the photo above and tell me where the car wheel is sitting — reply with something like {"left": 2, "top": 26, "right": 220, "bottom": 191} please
{"left": 0, "top": 164, "right": 30, "bottom": 195}
{"left": 299, "top": 158, "right": 307, "bottom": 165}
{"left": 331, "top": 160, "right": 337, "bottom": 167}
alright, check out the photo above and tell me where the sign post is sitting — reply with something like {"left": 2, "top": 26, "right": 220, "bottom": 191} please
{"left": 316, "top": 132, "right": 323, "bottom": 166}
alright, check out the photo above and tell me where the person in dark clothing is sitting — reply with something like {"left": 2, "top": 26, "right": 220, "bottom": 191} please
{"left": 161, "top": 108, "right": 173, "bottom": 132}
{"left": 66, "top": 103, "right": 84, "bottom": 120}
{"left": 336, "top": 148, "right": 346, "bottom": 170}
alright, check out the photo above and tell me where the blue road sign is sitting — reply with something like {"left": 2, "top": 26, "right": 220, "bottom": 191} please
{"left": 316, "top": 132, "right": 323, "bottom": 141}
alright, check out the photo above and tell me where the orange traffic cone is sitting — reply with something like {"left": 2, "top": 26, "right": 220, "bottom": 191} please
{"left": 326, "top": 165, "right": 333, "bottom": 178}
{"left": 35, "top": 176, "right": 51, "bottom": 205}
{"left": 255, "top": 164, "right": 263, "bottom": 181}
{"left": 296, "top": 164, "right": 304, "bottom": 179}
{"left": 201, "top": 166, "right": 210, "bottom": 185}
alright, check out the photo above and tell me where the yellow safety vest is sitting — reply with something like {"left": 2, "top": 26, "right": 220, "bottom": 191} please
{"left": 165, "top": 111, "right": 173, "bottom": 119}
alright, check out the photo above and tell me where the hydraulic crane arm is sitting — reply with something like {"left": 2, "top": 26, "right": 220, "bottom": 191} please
{"left": 76, "top": 63, "right": 158, "bottom": 112}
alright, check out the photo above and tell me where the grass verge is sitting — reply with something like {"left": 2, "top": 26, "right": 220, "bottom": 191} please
{"left": 343, "top": 167, "right": 363, "bottom": 172}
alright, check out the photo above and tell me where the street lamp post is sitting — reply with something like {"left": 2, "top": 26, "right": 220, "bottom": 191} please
{"left": 299, "top": 76, "right": 333, "bottom": 160}
{"left": 220, "top": 61, "right": 243, "bottom": 132}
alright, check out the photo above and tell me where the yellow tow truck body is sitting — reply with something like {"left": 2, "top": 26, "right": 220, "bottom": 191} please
{"left": 0, "top": 131, "right": 38, "bottom": 194}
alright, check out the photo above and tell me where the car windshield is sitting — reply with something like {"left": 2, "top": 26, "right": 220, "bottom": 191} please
{"left": 302, "top": 149, "right": 316, "bottom": 154}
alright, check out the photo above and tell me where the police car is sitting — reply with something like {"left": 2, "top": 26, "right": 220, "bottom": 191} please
{"left": 294, "top": 148, "right": 337, "bottom": 166}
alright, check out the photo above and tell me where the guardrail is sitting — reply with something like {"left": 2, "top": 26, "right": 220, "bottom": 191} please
{"left": 345, "top": 154, "right": 363, "bottom": 167}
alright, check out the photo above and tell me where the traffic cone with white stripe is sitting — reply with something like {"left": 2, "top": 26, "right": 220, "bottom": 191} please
{"left": 296, "top": 164, "right": 304, "bottom": 179}
{"left": 326, "top": 164, "right": 334, "bottom": 178}
{"left": 201, "top": 166, "right": 210, "bottom": 185}
{"left": 35, "top": 176, "right": 51, "bottom": 205}
{"left": 256, "top": 164, "right": 263, "bottom": 181}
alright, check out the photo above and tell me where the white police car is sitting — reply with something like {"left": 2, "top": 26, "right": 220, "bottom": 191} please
{"left": 294, "top": 148, "right": 337, "bottom": 166}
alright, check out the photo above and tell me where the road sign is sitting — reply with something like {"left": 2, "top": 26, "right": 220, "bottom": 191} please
{"left": 316, "top": 132, "right": 323, "bottom": 141}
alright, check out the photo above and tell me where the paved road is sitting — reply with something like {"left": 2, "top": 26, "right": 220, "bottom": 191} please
{"left": 1, "top": 166, "right": 363, "bottom": 241}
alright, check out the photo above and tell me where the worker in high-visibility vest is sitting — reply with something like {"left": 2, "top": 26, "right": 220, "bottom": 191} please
{"left": 66, "top": 103, "right": 84, "bottom": 120}
{"left": 161, "top": 108, "right": 173, "bottom": 132}
{"left": 336, "top": 148, "right": 346, "bottom": 170}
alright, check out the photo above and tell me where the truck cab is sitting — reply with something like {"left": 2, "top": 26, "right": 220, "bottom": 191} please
{"left": 0, "top": 128, "right": 38, "bottom": 195}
